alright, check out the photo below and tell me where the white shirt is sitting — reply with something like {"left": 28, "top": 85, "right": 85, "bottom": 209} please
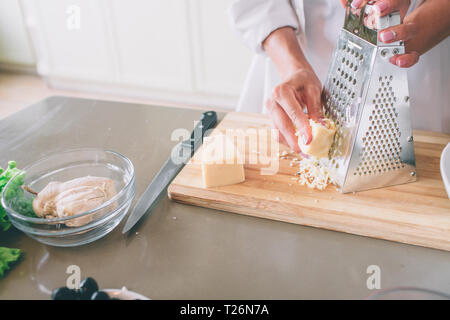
{"left": 228, "top": 0, "right": 450, "bottom": 133}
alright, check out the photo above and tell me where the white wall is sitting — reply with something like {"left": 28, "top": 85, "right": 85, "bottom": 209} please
{"left": 0, "top": 0, "right": 35, "bottom": 68}
{"left": 14, "top": 0, "right": 254, "bottom": 109}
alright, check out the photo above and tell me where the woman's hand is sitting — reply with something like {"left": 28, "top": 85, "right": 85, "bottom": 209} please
{"left": 341, "top": 0, "right": 419, "bottom": 68}
{"left": 266, "top": 68, "right": 323, "bottom": 153}
{"left": 262, "top": 27, "right": 324, "bottom": 153}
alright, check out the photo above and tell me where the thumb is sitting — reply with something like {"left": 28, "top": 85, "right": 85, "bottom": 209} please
{"left": 296, "top": 121, "right": 312, "bottom": 146}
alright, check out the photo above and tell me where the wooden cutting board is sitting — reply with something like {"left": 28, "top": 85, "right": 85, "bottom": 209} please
{"left": 168, "top": 112, "right": 450, "bottom": 251}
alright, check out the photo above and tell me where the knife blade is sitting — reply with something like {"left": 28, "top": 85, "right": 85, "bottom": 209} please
{"left": 122, "top": 111, "right": 217, "bottom": 234}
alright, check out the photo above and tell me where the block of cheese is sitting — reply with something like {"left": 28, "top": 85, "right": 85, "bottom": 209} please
{"left": 297, "top": 118, "right": 336, "bottom": 159}
{"left": 201, "top": 135, "right": 245, "bottom": 188}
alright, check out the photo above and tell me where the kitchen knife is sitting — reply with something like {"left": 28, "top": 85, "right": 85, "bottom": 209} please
{"left": 122, "top": 111, "right": 217, "bottom": 234}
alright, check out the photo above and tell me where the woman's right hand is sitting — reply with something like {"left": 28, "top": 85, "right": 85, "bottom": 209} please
{"left": 262, "top": 27, "right": 325, "bottom": 154}
{"left": 266, "top": 67, "right": 324, "bottom": 153}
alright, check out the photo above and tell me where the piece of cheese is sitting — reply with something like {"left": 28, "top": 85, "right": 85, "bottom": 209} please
{"left": 297, "top": 118, "right": 336, "bottom": 159}
{"left": 201, "top": 135, "right": 245, "bottom": 188}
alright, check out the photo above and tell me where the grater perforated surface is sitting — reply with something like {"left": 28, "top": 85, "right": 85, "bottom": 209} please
{"left": 356, "top": 75, "right": 404, "bottom": 176}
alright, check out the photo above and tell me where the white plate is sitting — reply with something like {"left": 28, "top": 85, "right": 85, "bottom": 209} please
{"left": 440, "top": 143, "right": 450, "bottom": 198}
{"left": 103, "top": 287, "right": 150, "bottom": 300}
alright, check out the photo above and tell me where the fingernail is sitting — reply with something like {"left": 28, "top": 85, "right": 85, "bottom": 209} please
{"left": 396, "top": 58, "right": 406, "bottom": 68}
{"left": 380, "top": 30, "right": 395, "bottom": 42}
{"left": 374, "top": 1, "right": 388, "bottom": 14}
{"left": 302, "top": 135, "right": 310, "bottom": 145}
{"left": 318, "top": 118, "right": 327, "bottom": 126}
{"left": 351, "top": 0, "right": 363, "bottom": 9}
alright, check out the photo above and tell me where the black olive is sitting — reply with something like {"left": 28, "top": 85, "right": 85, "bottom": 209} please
{"left": 51, "top": 287, "right": 79, "bottom": 300}
{"left": 91, "top": 291, "right": 110, "bottom": 300}
{"left": 79, "top": 277, "right": 99, "bottom": 300}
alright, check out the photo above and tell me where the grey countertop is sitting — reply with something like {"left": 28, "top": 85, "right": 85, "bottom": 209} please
{"left": 0, "top": 96, "right": 449, "bottom": 299}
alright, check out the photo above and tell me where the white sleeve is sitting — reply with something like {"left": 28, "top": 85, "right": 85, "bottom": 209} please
{"left": 228, "top": 0, "right": 300, "bottom": 54}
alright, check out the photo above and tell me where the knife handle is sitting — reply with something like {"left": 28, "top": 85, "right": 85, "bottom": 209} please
{"left": 182, "top": 111, "right": 217, "bottom": 155}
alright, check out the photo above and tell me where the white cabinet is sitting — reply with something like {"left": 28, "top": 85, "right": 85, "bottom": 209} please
{"left": 110, "top": 0, "right": 193, "bottom": 91}
{"left": 20, "top": 0, "right": 253, "bottom": 109}
{"left": 190, "top": 0, "right": 253, "bottom": 97}
{"left": 0, "top": 0, "right": 35, "bottom": 68}
{"left": 30, "top": 0, "right": 114, "bottom": 81}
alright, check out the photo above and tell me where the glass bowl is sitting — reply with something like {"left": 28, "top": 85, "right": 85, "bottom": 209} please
{"left": 368, "top": 286, "right": 450, "bottom": 300}
{"left": 104, "top": 287, "right": 150, "bottom": 300}
{"left": 1, "top": 149, "right": 136, "bottom": 247}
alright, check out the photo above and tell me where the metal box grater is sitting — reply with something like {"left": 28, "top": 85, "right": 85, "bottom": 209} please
{"left": 323, "top": 3, "right": 416, "bottom": 193}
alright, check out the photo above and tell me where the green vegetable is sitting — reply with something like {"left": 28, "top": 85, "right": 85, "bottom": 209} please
{"left": 0, "top": 161, "right": 33, "bottom": 279}
{"left": 0, "top": 161, "right": 22, "bottom": 231}
{"left": 0, "top": 247, "right": 21, "bottom": 278}
{"left": 0, "top": 161, "right": 36, "bottom": 231}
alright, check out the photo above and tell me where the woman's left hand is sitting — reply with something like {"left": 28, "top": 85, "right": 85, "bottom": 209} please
{"left": 340, "top": 0, "right": 419, "bottom": 68}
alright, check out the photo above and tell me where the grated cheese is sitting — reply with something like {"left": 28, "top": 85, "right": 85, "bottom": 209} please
{"left": 295, "top": 157, "right": 337, "bottom": 190}
{"left": 279, "top": 150, "right": 337, "bottom": 190}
